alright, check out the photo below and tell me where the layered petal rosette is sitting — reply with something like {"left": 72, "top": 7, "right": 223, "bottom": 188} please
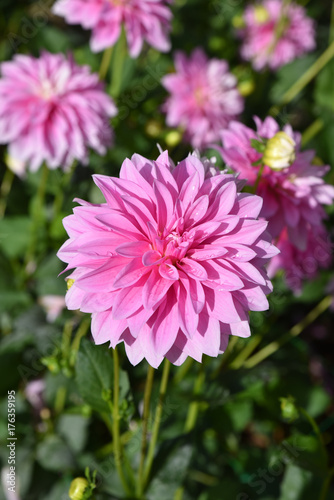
{"left": 58, "top": 152, "right": 278, "bottom": 368}
{"left": 237, "top": 0, "right": 315, "bottom": 70}
{"left": 162, "top": 49, "right": 244, "bottom": 149}
{"left": 218, "top": 117, "right": 334, "bottom": 290}
{"left": 53, "top": 0, "right": 173, "bottom": 57}
{"left": 0, "top": 51, "right": 117, "bottom": 173}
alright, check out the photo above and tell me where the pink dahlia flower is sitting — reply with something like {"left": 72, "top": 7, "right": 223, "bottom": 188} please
{"left": 53, "top": 0, "right": 173, "bottom": 57}
{"left": 218, "top": 117, "right": 334, "bottom": 289}
{"left": 0, "top": 52, "right": 117, "bottom": 172}
{"left": 238, "top": 0, "right": 315, "bottom": 70}
{"left": 162, "top": 49, "right": 244, "bottom": 150}
{"left": 58, "top": 151, "right": 277, "bottom": 368}
{"left": 267, "top": 226, "right": 332, "bottom": 293}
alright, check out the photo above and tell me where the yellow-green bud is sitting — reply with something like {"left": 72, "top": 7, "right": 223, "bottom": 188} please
{"left": 69, "top": 478, "right": 89, "bottom": 500}
{"left": 280, "top": 396, "right": 299, "bottom": 422}
{"left": 165, "top": 130, "right": 182, "bottom": 148}
{"left": 238, "top": 80, "right": 255, "bottom": 97}
{"left": 232, "top": 15, "right": 245, "bottom": 29}
{"left": 67, "top": 279, "right": 75, "bottom": 290}
{"left": 254, "top": 5, "right": 270, "bottom": 24}
{"left": 262, "top": 132, "right": 296, "bottom": 170}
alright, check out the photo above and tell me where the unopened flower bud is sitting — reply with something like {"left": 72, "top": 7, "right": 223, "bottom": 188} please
{"left": 280, "top": 396, "right": 299, "bottom": 422}
{"left": 69, "top": 477, "right": 89, "bottom": 500}
{"left": 262, "top": 132, "right": 296, "bottom": 170}
{"left": 253, "top": 5, "right": 270, "bottom": 24}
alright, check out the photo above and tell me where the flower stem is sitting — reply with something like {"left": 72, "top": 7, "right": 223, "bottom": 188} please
{"left": 99, "top": 47, "right": 114, "bottom": 81}
{"left": 137, "top": 365, "right": 155, "bottom": 497}
{"left": 110, "top": 29, "right": 127, "bottom": 98}
{"left": 253, "top": 163, "right": 265, "bottom": 193}
{"left": 271, "top": 40, "right": 334, "bottom": 115}
{"left": 229, "top": 334, "right": 263, "bottom": 370}
{"left": 301, "top": 118, "right": 324, "bottom": 147}
{"left": 319, "top": 466, "right": 334, "bottom": 500}
{"left": 0, "top": 167, "right": 14, "bottom": 219}
{"left": 299, "top": 407, "right": 328, "bottom": 466}
{"left": 112, "top": 346, "right": 131, "bottom": 496}
{"left": 24, "top": 163, "right": 49, "bottom": 273}
{"left": 184, "top": 366, "right": 205, "bottom": 433}
{"left": 142, "top": 359, "right": 171, "bottom": 490}
{"left": 243, "top": 295, "right": 332, "bottom": 368}
{"left": 53, "top": 160, "right": 77, "bottom": 216}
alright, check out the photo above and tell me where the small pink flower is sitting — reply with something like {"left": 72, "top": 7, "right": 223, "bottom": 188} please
{"left": 39, "top": 295, "right": 66, "bottom": 322}
{"left": 0, "top": 52, "right": 117, "bottom": 172}
{"left": 218, "top": 117, "right": 334, "bottom": 289}
{"left": 53, "top": 0, "right": 173, "bottom": 57}
{"left": 267, "top": 226, "right": 332, "bottom": 293}
{"left": 162, "top": 49, "right": 244, "bottom": 150}
{"left": 238, "top": 0, "right": 315, "bottom": 70}
{"left": 58, "top": 151, "right": 277, "bottom": 368}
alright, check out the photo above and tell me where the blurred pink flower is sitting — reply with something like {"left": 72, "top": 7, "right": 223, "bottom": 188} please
{"left": 58, "top": 151, "right": 277, "bottom": 368}
{"left": 39, "top": 295, "right": 66, "bottom": 322}
{"left": 218, "top": 116, "right": 334, "bottom": 289}
{"left": 53, "top": 0, "right": 173, "bottom": 57}
{"left": 24, "top": 379, "right": 45, "bottom": 412}
{"left": 162, "top": 49, "right": 244, "bottom": 149}
{"left": 0, "top": 52, "right": 117, "bottom": 172}
{"left": 267, "top": 227, "right": 332, "bottom": 293}
{"left": 238, "top": 0, "right": 315, "bottom": 70}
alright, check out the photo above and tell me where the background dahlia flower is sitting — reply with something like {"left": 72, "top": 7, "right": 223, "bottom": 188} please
{"left": 0, "top": 51, "right": 117, "bottom": 173}
{"left": 237, "top": 0, "right": 316, "bottom": 70}
{"left": 218, "top": 117, "right": 334, "bottom": 290}
{"left": 58, "top": 151, "right": 278, "bottom": 368}
{"left": 53, "top": 0, "right": 173, "bottom": 57}
{"left": 162, "top": 49, "right": 244, "bottom": 150}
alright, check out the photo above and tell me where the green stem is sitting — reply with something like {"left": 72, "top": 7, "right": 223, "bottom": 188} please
{"left": 99, "top": 46, "right": 113, "bottom": 81}
{"left": 299, "top": 407, "right": 328, "bottom": 466}
{"left": 229, "top": 334, "right": 263, "bottom": 370}
{"left": 184, "top": 367, "right": 205, "bottom": 433}
{"left": 319, "top": 466, "right": 334, "bottom": 500}
{"left": 0, "top": 167, "right": 14, "bottom": 219}
{"left": 244, "top": 296, "right": 332, "bottom": 368}
{"left": 271, "top": 40, "right": 334, "bottom": 114}
{"left": 137, "top": 365, "right": 155, "bottom": 497}
{"left": 173, "top": 357, "right": 193, "bottom": 385}
{"left": 110, "top": 29, "right": 127, "bottom": 98}
{"left": 70, "top": 317, "right": 91, "bottom": 367}
{"left": 253, "top": 163, "right": 265, "bottom": 193}
{"left": 52, "top": 160, "right": 77, "bottom": 217}
{"left": 24, "top": 163, "right": 49, "bottom": 271}
{"left": 143, "top": 359, "right": 171, "bottom": 490}
{"left": 301, "top": 118, "right": 324, "bottom": 147}
{"left": 112, "top": 346, "right": 131, "bottom": 496}
{"left": 211, "top": 335, "right": 239, "bottom": 378}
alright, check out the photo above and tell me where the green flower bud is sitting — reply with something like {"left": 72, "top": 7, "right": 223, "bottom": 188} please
{"left": 69, "top": 478, "right": 89, "bottom": 500}
{"left": 280, "top": 396, "right": 299, "bottom": 422}
{"left": 262, "top": 132, "right": 296, "bottom": 170}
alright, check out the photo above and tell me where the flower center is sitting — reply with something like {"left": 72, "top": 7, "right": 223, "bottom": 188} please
{"left": 253, "top": 6, "right": 270, "bottom": 24}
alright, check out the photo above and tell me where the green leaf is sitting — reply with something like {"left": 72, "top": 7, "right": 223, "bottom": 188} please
{"left": 270, "top": 54, "right": 317, "bottom": 103}
{"left": 314, "top": 59, "right": 334, "bottom": 112}
{"left": 146, "top": 441, "right": 193, "bottom": 499}
{"left": 279, "top": 464, "right": 318, "bottom": 500}
{"left": 36, "top": 435, "right": 75, "bottom": 472}
{"left": 0, "top": 216, "right": 32, "bottom": 258}
{"left": 284, "top": 434, "right": 327, "bottom": 476}
{"left": 57, "top": 414, "right": 90, "bottom": 453}
{"left": 75, "top": 338, "right": 113, "bottom": 413}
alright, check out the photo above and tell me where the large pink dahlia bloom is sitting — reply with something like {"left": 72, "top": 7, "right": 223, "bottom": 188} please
{"left": 238, "top": 0, "right": 315, "bottom": 70}
{"left": 218, "top": 117, "right": 334, "bottom": 290}
{"left": 58, "top": 151, "right": 278, "bottom": 368}
{"left": 53, "top": 0, "right": 173, "bottom": 57}
{"left": 0, "top": 52, "right": 117, "bottom": 173}
{"left": 162, "top": 49, "right": 244, "bottom": 150}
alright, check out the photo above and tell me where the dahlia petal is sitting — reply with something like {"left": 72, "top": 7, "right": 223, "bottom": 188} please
{"left": 179, "top": 258, "right": 208, "bottom": 281}
{"left": 113, "top": 257, "right": 150, "bottom": 288}
{"left": 159, "top": 262, "right": 180, "bottom": 280}
{"left": 143, "top": 267, "right": 173, "bottom": 310}
{"left": 122, "top": 331, "right": 145, "bottom": 366}
{"left": 116, "top": 241, "right": 151, "bottom": 257}
{"left": 76, "top": 258, "right": 129, "bottom": 292}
